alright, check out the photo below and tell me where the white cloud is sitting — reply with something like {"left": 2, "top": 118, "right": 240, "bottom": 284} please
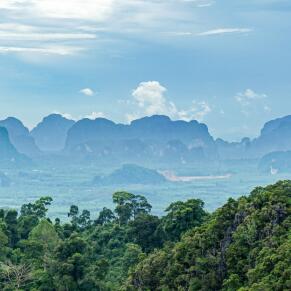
{"left": 197, "top": 2, "right": 214, "bottom": 8}
{"left": 0, "top": 0, "right": 114, "bottom": 20}
{"left": 80, "top": 88, "right": 95, "bottom": 96}
{"left": 235, "top": 89, "right": 267, "bottom": 106}
{"left": 33, "top": 0, "right": 113, "bottom": 20}
{"left": 198, "top": 28, "right": 253, "bottom": 36}
{"left": 187, "top": 101, "right": 212, "bottom": 120}
{"left": 0, "top": 32, "right": 96, "bottom": 41}
{"left": 132, "top": 81, "right": 168, "bottom": 116}
{"left": 85, "top": 112, "right": 106, "bottom": 119}
{"left": 128, "top": 81, "right": 211, "bottom": 122}
{"left": 0, "top": 46, "right": 83, "bottom": 55}
{"left": 0, "top": 21, "right": 96, "bottom": 56}
{"left": 235, "top": 89, "right": 270, "bottom": 116}
{"left": 52, "top": 111, "right": 74, "bottom": 120}
{"left": 0, "top": 23, "right": 36, "bottom": 32}
{"left": 0, "top": 0, "right": 254, "bottom": 59}
{"left": 166, "top": 26, "right": 252, "bottom": 38}
{"left": 52, "top": 111, "right": 106, "bottom": 120}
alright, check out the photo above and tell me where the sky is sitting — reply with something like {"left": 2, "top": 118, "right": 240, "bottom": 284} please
{"left": 0, "top": 0, "right": 291, "bottom": 141}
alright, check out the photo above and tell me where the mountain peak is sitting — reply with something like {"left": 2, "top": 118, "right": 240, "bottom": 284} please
{"left": 42, "top": 113, "right": 74, "bottom": 123}
{"left": 0, "top": 116, "right": 29, "bottom": 137}
{"left": 31, "top": 114, "right": 75, "bottom": 152}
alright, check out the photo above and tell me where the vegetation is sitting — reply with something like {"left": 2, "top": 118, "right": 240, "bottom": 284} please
{"left": 0, "top": 181, "right": 290, "bottom": 290}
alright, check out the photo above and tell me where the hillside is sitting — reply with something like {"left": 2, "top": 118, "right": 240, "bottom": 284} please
{"left": 31, "top": 114, "right": 75, "bottom": 152}
{"left": 0, "top": 126, "right": 30, "bottom": 165}
{"left": 0, "top": 181, "right": 289, "bottom": 290}
{"left": 0, "top": 117, "right": 40, "bottom": 157}
{"left": 0, "top": 114, "right": 291, "bottom": 164}
{"left": 64, "top": 115, "right": 215, "bottom": 165}
{"left": 92, "top": 164, "right": 167, "bottom": 185}
{"left": 218, "top": 115, "right": 291, "bottom": 160}
{"left": 259, "top": 150, "right": 291, "bottom": 174}
{"left": 126, "top": 181, "right": 291, "bottom": 290}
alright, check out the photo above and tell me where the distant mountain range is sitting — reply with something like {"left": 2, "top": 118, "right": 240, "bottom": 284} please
{"left": 0, "top": 117, "right": 40, "bottom": 157}
{"left": 65, "top": 115, "right": 215, "bottom": 164}
{"left": 1, "top": 114, "right": 291, "bottom": 166}
{"left": 217, "top": 115, "right": 291, "bottom": 160}
{"left": 31, "top": 114, "right": 75, "bottom": 152}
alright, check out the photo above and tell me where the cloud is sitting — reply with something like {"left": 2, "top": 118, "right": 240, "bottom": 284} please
{"left": 52, "top": 111, "right": 105, "bottom": 120}
{"left": 0, "top": 32, "right": 96, "bottom": 41}
{"left": 186, "top": 101, "right": 212, "bottom": 120}
{"left": 235, "top": 89, "right": 267, "bottom": 106}
{"left": 132, "top": 81, "right": 168, "bottom": 116}
{"left": 85, "top": 112, "right": 106, "bottom": 119}
{"left": 235, "top": 89, "right": 270, "bottom": 116}
{"left": 0, "top": 0, "right": 114, "bottom": 20}
{"left": 166, "top": 26, "right": 252, "bottom": 38}
{"left": 0, "top": 0, "right": 255, "bottom": 59}
{"left": 198, "top": 28, "right": 253, "bottom": 36}
{"left": 197, "top": 2, "right": 214, "bottom": 8}
{"left": 80, "top": 88, "right": 95, "bottom": 96}
{"left": 0, "top": 0, "right": 211, "bottom": 58}
{"left": 0, "top": 46, "right": 83, "bottom": 55}
{"left": 128, "top": 81, "right": 211, "bottom": 122}
{"left": 0, "top": 21, "right": 95, "bottom": 56}
{"left": 52, "top": 111, "right": 75, "bottom": 120}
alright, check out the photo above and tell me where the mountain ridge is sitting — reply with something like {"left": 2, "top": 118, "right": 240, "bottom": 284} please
{"left": 1, "top": 113, "right": 291, "bottom": 163}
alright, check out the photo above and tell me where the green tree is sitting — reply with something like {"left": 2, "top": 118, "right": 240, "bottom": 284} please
{"left": 127, "top": 213, "right": 162, "bottom": 252}
{"left": 4, "top": 210, "right": 18, "bottom": 248}
{"left": 160, "top": 198, "right": 208, "bottom": 241}
{"left": 20, "top": 196, "right": 53, "bottom": 218}
{"left": 113, "top": 192, "right": 152, "bottom": 225}
{"left": 96, "top": 207, "right": 115, "bottom": 225}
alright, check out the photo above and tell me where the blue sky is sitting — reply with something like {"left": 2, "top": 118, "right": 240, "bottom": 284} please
{"left": 0, "top": 0, "right": 291, "bottom": 141}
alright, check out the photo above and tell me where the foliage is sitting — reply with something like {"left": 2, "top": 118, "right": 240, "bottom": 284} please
{"left": 126, "top": 181, "right": 291, "bottom": 291}
{"left": 0, "top": 182, "right": 290, "bottom": 290}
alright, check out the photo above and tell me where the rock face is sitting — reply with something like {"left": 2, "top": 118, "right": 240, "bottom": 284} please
{"left": 65, "top": 115, "right": 216, "bottom": 164}
{"left": 0, "top": 126, "right": 29, "bottom": 165}
{"left": 215, "top": 137, "right": 251, "bottom": 160}
{"left": 92, "top": 164, "right": 167, "bottom": 185}
{"left": 217, "top": 115, "right": 291, "bottom": 160}
{"left": 258, "top": 151, "right": 291, "bottom": 173}
{"left": 31, "top": 114, "right": 75, "bottom": 152}
{"left": 0, "top": 117, "right": 40, "bottom": 157}
{"left": 251, "top": 115, "right": 291, "bottom": 156}
{"left": 1, "top": 113, "right": 291, "bottom": 163}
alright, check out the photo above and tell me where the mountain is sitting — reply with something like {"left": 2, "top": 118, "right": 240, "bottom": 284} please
{"left": 92, "top": 164, "right": 167, "bottom": 185}
{"left": 217, "top": 115, "right": 291, "bottom": 160}
{"left": 251, "top": 115, "right": 291, "bottom": 156}
{"left": 1, "top": 113, "right": 291, "bottom": 163}
{"left": 31, "top": 114, "right": 75, "bottom": 152}
{"left": 259, "top": 150, "right": 291, "bottom": 173}
{"left": 0, "top": 117, "right": 40, "bottom": 157}
{"left": 126, "top": 180, "right": 291, "bottom": 290}
{"left": 1, "top": 181, "right": 289, "bottom": 290}
{"left": 0, "top": 126, "right": 29, "bottom": 165}
{"left": 65, "top": 115, "right": 216, "bottom": 165}
{"left": 216, "top": 137, "right": 251, "bottom": 160}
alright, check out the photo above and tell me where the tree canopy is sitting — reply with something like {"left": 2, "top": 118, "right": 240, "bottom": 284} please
{"left": 0, "top": 182, "right": 290, "bottom": 290}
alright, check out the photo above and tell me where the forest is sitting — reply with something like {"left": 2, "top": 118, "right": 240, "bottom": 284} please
{"left": 0, "top": 180, "right": 290, "bottom": 290}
